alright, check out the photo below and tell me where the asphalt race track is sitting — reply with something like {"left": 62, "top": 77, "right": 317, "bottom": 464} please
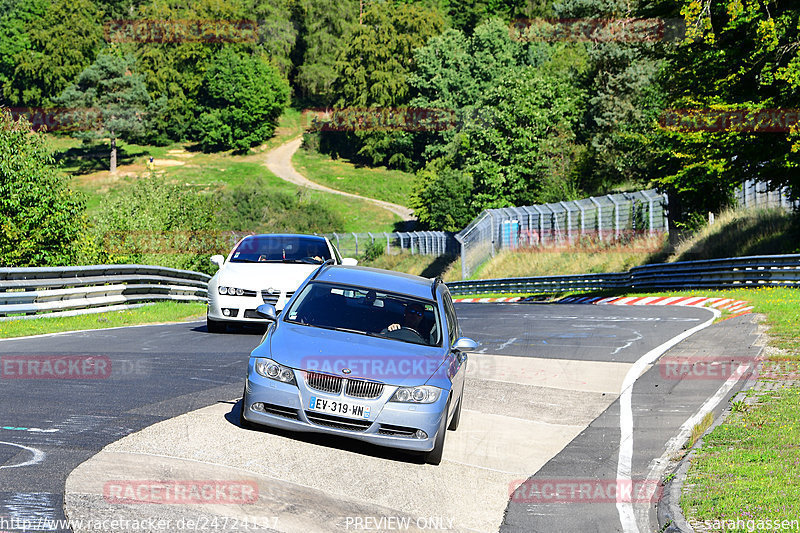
{"left": 0, "top": 303, "right": 761, "bottom": 532}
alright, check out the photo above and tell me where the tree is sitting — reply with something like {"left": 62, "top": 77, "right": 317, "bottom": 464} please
{"left": 653, "top": 1, "right": 800, "bottom": 231}
{"left": 0, "top": 0, "right": 48, "bottom": 103}
{"left": 54, "top": 54, "right": 154, "bottom": 172}
{"left": 3, "top": 0, "right": 104, "bottom": 107}
{"left": 332, "top": 3, "right": 445, "bottom": 108}
{"left": 250, "top": 0, "right": 297, "bottom": 78}
{"left": 408, "top": 18, "right": 526, "bottom": 163}
{"left": 291, "top": 0, "right": 359, "bottom": 105}
{"left": 194, "top": 48, "right": 290, "bottom": 153}
{"left": 317, "top": 2, "right": 445, "bottom": 170}
{"left": 454, "top": 66, "right": 586, "bottom": 210}
{"left": 549, "top": 0, "right": 675, "bottom": 194}
{"left": 0, "top": 109, "right": 85, "bottom": 266}
{"left": 410, "top": 159, "right": 473, "bottom": 231}
{"left": 131, "top": 0, "right": 253, "bottom": 141}
{"left": 443, "top": 0, "right": 550, "bottom": 34}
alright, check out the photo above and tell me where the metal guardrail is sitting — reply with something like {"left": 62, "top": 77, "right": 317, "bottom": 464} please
{"left": 447, "top": 254, "right": 800, "bottom": 295}
{"left": 0, "top": 265, "right": 210, "bottom": 320}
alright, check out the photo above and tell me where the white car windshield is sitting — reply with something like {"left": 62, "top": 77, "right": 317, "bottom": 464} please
{"left": 284, "top": 282, "right": 442, "bottom": 347}
{"left": 230, "top": 235, "right": 331, "bottom": 264}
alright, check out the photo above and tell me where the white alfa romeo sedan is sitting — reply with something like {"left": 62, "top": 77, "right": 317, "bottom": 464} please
{"left": 206, "top": 234, "right": 355, "bottom": 332}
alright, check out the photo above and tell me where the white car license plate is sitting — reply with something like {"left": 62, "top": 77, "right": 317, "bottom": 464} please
{"left": 309, "top": 396, "right": 371, "bottom": 419}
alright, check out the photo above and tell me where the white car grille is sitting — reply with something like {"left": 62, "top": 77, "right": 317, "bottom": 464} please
{"left": 261, "top": 290, "right": 294, "bottom": 305}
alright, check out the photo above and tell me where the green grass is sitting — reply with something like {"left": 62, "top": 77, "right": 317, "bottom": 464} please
{"left": 292, "top": 146, "right": 415, "bottom": 207}
{"left": 669, "top": 207, "right": 800, "bottom": 262}
{"left": 468, "top": 234, "right": 667, "bottom": 279}
{"left": 681, "top": 387, "right": 800, "bottom": 526}
{"left": 0, "top": 301, "right": 206, "bottom": 339}
{"left": 672, "top": 287, "right": 800, "bottom": 531}
{"left": 52, "top": 109, "right": 401, "bottom": 233}
{"left": 360, "top": 251, "right": 460, "bottom": 280}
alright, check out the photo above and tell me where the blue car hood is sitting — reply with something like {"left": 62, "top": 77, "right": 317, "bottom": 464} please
{"left": 252, "top": 322, "right": 449, "bottom": 387}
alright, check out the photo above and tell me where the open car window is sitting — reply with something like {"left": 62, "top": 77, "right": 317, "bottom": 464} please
{"left": 230, "top": 236, "right": 332, "bottom": 264}
{"left": 284, "top": 282, "right": 442, "bottom": 347}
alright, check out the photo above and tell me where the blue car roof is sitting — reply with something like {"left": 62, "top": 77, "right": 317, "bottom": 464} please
{"left": 312, "top": 265, "right": 437, "bottom": 301}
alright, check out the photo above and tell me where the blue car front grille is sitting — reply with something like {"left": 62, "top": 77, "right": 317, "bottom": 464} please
{"left": 345, "top": 379, "right": 384, "bottom": 399}
{"left": 305, "top": 372, "right": 384, "bottom": 399}
{"left": 306, "top": 372, "right": 343, "bottom": 394}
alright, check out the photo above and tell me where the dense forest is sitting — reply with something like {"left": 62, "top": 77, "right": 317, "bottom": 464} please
{"left": 1, "top": 0, "right": 799, "bottom": 266}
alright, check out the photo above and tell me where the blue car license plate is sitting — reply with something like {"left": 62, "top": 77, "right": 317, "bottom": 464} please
{"left": 309, "top": 396, "right": 371, "bottom": 419}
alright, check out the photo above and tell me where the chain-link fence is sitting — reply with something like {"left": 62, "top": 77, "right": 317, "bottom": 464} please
{"left": 737, "top": 179, "right": 798, "bottom": 210}
{"left": 322, "top": 232, "right": 458, "bottom": 258}
{"left": 323, "top": 181, "right": 794, "bottom": 278}
{"left": 454, "top": 189, "right": 668, "bottom": 278}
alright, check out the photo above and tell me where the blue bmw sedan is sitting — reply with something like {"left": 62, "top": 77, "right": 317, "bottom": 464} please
{"left": 239, "top": 264, "right": 478, "bottom": 465}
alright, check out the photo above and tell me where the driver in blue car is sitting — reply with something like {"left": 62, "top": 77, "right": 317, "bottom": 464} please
{"left": 387, "top": 302, "right": 424, "bottom": 334}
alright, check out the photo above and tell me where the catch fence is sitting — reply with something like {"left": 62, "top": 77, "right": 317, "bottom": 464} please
{"left": 322, "top": 232, "right": 458, "bottom": 258}
{"left": 454, "top": 190, "right": 668, "bottom": 278}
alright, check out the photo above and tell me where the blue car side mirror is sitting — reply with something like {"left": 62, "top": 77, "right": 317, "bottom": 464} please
{"left": 452, "top": 337, "right": 479, "bottom": 352}
{"left": 255, "top": 304, "right": 278, "bottom": 321}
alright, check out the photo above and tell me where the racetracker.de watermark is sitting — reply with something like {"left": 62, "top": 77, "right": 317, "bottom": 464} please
{"left": 104, "top": 19, "right": 258, "bottom": 43}
{"left": 0, "top": 514, "right": 279, "bottom": 531}
{"left": 302, "top": 356, "right": 451, "bottom": 382}
{"left": 1, "top": 355, "right": 111, "bottom": 380}
{"left": 102, "top": 229, "right": 243, "bottom": 255}
{"left": 509, "top": 478, "right": 663, "bottom": 504}
{"left": 509, "top": 17, "right": 685, "bottom": 43}
{"left": 302, "top": 107, "right": 485, "bottom": 132}
{"left": 658, "top": 356, "right": 800, "bottom": 381}
{"left": 7, "top": 107, "right": 102, "bottom": 132}
{"left": 658, "top": 108, "right": 800, "bottom": 133}
{"left": 103, "top": 480, "right": 259, "bottom": 504}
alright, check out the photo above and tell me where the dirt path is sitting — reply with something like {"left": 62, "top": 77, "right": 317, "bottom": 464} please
{"left": 263, "top": 137, "right": 416, "bottom": 221}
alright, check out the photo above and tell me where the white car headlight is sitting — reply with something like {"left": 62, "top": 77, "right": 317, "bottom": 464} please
{"left": 390, "top": 385, "right": 441, "bottom": 404}
{"left": 218, "top": 285, "right": 247, "bottom": 296}
{"left": 254, "top": 358, "right": 296, "bottom": 385}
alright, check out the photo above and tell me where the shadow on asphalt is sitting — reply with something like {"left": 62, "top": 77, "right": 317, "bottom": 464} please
{"left": 191, "top": 324, "right": 268, "bottom": 335}
{"left": 224, "top": 400, "right": 425, "bottom": 465}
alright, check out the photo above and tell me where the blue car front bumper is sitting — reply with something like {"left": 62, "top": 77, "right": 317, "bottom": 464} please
{"left": 241, "top": 371, "right": 450, "bottom": 453}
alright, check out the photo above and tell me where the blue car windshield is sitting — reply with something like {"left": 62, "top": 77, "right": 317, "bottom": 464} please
{"left": 229, "top": 236, "right": 331, "bottom": 264}
{"left": 284, "top": 282, "right": 442, "bottom": 347}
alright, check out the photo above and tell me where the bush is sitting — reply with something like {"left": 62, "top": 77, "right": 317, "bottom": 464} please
{"left": 89, "top": 176, "right": 222, "bottom": 274}
{"left": 220, "top": 180, "right": 345, "bottom": 234}
{"left": 362, "top": 240, "right": 386, "bottom": 262}
{"left": 0, "top": 108, "right": 86, "bottom": 266}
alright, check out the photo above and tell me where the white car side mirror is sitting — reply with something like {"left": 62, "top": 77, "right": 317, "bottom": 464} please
{"left": 341, "top": 258, "right": 358, "bottom": 266}
{"left": 210, "top": 255, "right": 225, "bottom": 268}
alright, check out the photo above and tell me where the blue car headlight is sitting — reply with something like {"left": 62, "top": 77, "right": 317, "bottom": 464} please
{"left": 254, "top": 358, "right": 296, "bottom": 385}
{"left": 390, "top": 385, "right": 441, "bottom": 404}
